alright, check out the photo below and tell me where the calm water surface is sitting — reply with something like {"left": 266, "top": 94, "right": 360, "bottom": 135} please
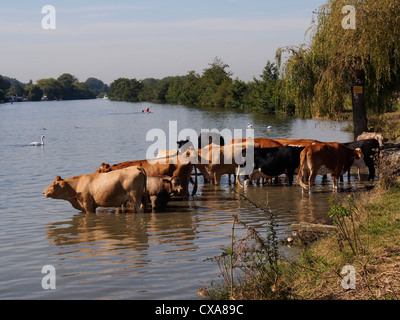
{"left": 0, "top": 99, "right": 361, "bottom": 299}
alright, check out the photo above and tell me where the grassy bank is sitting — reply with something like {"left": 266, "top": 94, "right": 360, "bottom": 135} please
{"left": 286, "top": 181, "right": 400, "bottom": 300}
{"left": 369, "top": 108, "right": 400, "bottom": 143}
{"left": 203, "top": 155, "right": 400, "bottom": 300}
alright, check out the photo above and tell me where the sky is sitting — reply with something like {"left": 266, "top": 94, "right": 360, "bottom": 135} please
{"left": 0, "top": 0, "right": 326, "bottom": 85}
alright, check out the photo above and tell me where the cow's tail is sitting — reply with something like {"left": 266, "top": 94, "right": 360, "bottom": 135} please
{"left": 296, "top": 150, "right": 309, "bottom": 190}
{"left": 191, "top": 166, "right": 198, "bottom": 196}
{"left": 137, "top": 166, "right": 148, "bottom": 212}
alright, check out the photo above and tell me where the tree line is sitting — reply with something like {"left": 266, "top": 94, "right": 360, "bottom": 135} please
{"left": 108, "top": 57, "right": 292, "bottom": 115}
{"left": 0, "top": 74, "right": 109, "bottom": 102}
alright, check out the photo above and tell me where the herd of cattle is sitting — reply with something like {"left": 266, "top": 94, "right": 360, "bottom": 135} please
{"left": 43, "top": 131, "right": 386, "bottom": 214}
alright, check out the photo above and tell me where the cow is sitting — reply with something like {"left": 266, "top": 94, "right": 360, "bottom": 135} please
{"left": 96, "top": 152, "right": 195, "bottom": 200}
{"left": 247, "top": 146, "right": 305, "bottom": 186}
{"left": 297, "top": 142, "right": 363, "bottom": 192}
{"left": 229, "top": 138, "right": 281, "bottom": 148}
{"left": 357, "top": 132, "right": 387, "bottom": 147}
{"left": 145, "top": 176, "right": 183, "bottom": 211}
{"left": 274, "top": 138, "right": 321, "bottom": 147}
{"left": 194, "top": 142, "right": 257, "bottom": 186}
{"left": 343, "top": 139, "right": 380, "bottom": 181}
{"left": 43, "top": 166, "right": 147, "bottom": 213}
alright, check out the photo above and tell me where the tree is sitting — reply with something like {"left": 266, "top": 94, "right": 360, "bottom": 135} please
{"left": 198, "top": 57, "right": 233, "bottom": 107}
{"left": 25, "top": 84, "right": 43, "bottom": 101}
{"left": 8, "top": 84, "right": 24, "bottom": 97}
{"left": 180, "top": 71, "right": 201, "bottom": 106}
{"left": 226, "top": 79, "right": 248, "bottom": 109}
{"left": 108, "top": 78, "right": 143, "bottom": 102}
{"left": 85, "top": 77, "right": 109, "bottom": 96}
{"left": 280, "top": 0, "right": 400, "bottom": 139}
{"left": 36, "top": 78, "right": 64, "bottom": 100}
{"left": 245, "top": 61, "right": 282, "bottom": 114}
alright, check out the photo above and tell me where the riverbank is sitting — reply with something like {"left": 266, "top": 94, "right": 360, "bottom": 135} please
{"left": 286, "top": 178, "right": 400, "bottom": 300}
{"left": 202, "top": 144, "right": 400, "bottom": 300}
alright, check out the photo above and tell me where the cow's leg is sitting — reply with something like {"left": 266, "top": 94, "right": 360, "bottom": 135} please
{"left": 330, "top": 173, "right": 339, "bottom": 192}
{"left": 150, "top": 195, "right": 157, "bottom": 211}
{"left": 287, "top": 170, "right": 294, "bottom": 186}
{"left": 308, "top": 169, "right": 318, "bottom": 193}
{"left": 213, "top": 172, "right": 221, "bottom": 186}
{"left": 365, "top": 158, "right": 375, "bottom": 181}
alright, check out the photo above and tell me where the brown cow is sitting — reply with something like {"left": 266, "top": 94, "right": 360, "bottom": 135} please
{"left": 43, "top": 166, "right": 147, "bottom": 213}
{"left": 274, "top": 138, "right": 321, "bottom": 147}
{"left": 229, "top": 138, "right": 281, "bottom": 148}
{"left": 297, "top": 142, "right": 363, "bottom": 192}
{"left": 96, "top": 152, "right": 194, "bottom": 200}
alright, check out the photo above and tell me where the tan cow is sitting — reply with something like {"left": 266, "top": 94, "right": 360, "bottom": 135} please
{"left": 145, "top": 175, "right": 183, "bottom": 211}
{"left": 194, "top": 141, "right": 257, "bottom": 186}
{"left": 43, "top": 166, "right": 147, "bottom": 213}
{"left": 96, "top": 151, "right": 195, "bottom": 200}
{"left": 297, "top": 142, "right": 363, "bottom": 192}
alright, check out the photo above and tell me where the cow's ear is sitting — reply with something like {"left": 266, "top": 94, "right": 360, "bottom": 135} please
{"left": 56, "top": 176, "right": 62, "bottom": 181}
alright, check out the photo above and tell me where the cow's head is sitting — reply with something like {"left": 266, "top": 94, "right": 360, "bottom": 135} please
{"left": 163, "top": 176, "right": 183, "bottom": 196}
{"left": 43, "top": 176, "right": 71, "bottom": 199}
{"left": 96, "top": 162, "right": 111, "bottom": 173}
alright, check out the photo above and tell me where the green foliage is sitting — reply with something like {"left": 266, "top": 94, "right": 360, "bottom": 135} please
{"left": 280, "top": 0, "right": 400, "bottom": 119}
{"left": 35, "top": 75, "right": 95, "bottom": 101}
{"left": 85, "top": 77, "right": 109, "bottom": 97}
{"left": 25, "top": 84, "right": 43, "bottom": 101}
{"left": 109, "top": 78, "right": 143, "bottom": 102}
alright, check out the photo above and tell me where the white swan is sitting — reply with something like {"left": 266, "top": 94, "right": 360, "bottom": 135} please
{"left": 30, "top": 135, "right": 45, "bottom": 146}
{"left": 247, "top": 123, "right": 253, "bottom": 129}
{"left": 267, "top": 125, "right": 272, "bottom": 129}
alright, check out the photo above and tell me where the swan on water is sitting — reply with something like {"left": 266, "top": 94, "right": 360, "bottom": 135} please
{"left": 30, "top": 135, "right": 45, "bottom": 146}
{"left": 267, "top": 125, "right": 272, "bottom": 129}
{"left": 247, "top": 123, "right": 253, "bottom": 129}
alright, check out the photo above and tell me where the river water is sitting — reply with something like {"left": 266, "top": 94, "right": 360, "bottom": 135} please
{"left": 0, "top": 99, "right": 361, "bottom": 299}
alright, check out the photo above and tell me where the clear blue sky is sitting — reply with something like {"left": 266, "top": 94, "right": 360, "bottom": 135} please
{"left": 0, "top": 0, "right": 326, "bottom": 84}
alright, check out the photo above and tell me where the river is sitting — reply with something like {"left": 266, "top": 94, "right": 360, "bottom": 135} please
{"left": 0, "top": 99, "right": 362, "bottom": 299}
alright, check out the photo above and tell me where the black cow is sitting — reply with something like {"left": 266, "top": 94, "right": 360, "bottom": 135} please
{"left": 247, "top": 146, "right": 305, "bottom": 186}
{"left": 343, "top": 138, "right": 380, "bottom": 181}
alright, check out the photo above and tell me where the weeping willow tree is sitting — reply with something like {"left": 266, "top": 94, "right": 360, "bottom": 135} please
{"left": 278, "top": 0, "right": 400, "bottom": 139}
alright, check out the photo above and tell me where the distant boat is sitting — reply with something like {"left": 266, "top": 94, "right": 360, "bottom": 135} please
{"left": 103, "top": 95, "right": 109, "bottom": 100}
{"left": 41, "top": 96, "right": 48, "bottom": 101}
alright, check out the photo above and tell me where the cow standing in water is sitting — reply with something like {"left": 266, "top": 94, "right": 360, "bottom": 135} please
{"left": 145, "top": 176, "right": 183, "bottom": 211}
{"left": 43, "top": 166, "right": 147, "bottom": 213}
{"left": 248, "top": 145, "right": 305, "bottom": 186}
{"left": 297, "top": 142, "right": 363, "bottom": 192}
